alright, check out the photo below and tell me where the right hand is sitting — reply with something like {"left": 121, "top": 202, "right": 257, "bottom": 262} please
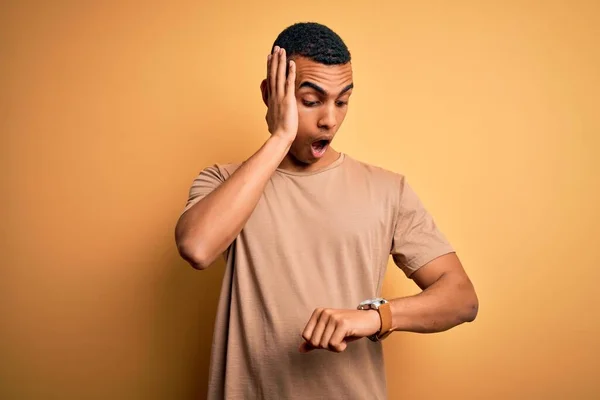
{"left": 266, "top": 46, "right": 298, "bottom": 144}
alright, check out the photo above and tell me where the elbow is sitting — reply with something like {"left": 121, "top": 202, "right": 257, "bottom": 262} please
{"left": 461, "top": 292, "right": 479, "bottom": 323}
{"left": 176, "top": 239, "right": 212, "bottom": 270}
{"left": 189, "top": 256, "right": 211, "bottom": 271}
{"left": 175, "top": 220, "right": 214, "bottom": 270}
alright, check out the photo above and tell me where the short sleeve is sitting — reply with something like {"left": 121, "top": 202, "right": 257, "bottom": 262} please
{"left": 391, "top": 177, "right": 455, "bottom": 278}
{"left": 180, "top": 165, "right": 225, "bottom": 216}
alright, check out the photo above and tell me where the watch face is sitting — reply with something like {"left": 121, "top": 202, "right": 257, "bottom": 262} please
{"left": 359, "top": 298, "right": 385, "bottom": 306}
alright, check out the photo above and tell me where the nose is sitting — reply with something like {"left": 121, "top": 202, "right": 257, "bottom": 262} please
{"left": 317, "top": 103, "right": 337, "bottom": 131}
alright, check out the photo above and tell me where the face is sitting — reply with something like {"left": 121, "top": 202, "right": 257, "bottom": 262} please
{"left": 292, "top": 57, "right": 353, "bottom": 165}
{"left": 262, "top": 56, "right": 354, "bottom": 169}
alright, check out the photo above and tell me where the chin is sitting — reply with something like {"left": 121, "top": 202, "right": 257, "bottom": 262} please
{"left": 289, "top": 147, "right": 318, "bottom": 165}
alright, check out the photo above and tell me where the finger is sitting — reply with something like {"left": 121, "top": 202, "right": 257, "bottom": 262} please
{"left": 286, "top": 59, "right": 296, "bottom": 96}
{"left": 302, "top": 308, "right": 322, "bottom": 342}
{"left": 309, "top": 310, "right": 330, "bottom": 348}
{"left": 266, "top": 54, "right": 272, "bottom": 97}
{"left": 329, "top": 322, "right": 349, "bottom": 353}
{"left": 320, "top": 317, "right": 337, "bottom": 350}
{"left": 276, "top": 47, "right": 287, "bottom": 98}
{"left": 269, "top": 46, "right": 279, "bottom": 98}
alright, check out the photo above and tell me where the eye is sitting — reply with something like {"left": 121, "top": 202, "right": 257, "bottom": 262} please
{"left": 336, "top": 101, "right": 348, "bottom": 107}
{"left": 302, "top": 100, "right": 320, "bottom": 107}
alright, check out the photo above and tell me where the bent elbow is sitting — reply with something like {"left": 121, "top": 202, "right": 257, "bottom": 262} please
{"left": 462, "top": 294, "right": 479, "bottom": 323}
{"left": 464, "top": 303, "right": 478, "bottom": 323}
{"left": 177, "top": 240, "right": 212, "bottom": 270}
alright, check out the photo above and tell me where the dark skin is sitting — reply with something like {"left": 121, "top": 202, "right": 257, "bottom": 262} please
{"left": 260, "top": 48, "right": 478, "bottom": 353}
{"left": 299, "top": 253, "right": 479, "bottom": 353}
{"left": 260, "top": 54, "right": 353, "bottom": 173}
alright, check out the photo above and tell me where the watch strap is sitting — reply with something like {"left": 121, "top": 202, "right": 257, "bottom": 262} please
{"left": 376, "top": 301, "right": 393, "bottom": 340}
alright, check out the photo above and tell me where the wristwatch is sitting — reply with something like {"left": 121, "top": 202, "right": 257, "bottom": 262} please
{"left": 357, "top": 298, "right": 393, "bottom": 342}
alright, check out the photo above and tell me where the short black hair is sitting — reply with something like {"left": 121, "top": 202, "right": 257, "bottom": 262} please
{"left": 271, "top": 22, "right": 351, "bottom": 65}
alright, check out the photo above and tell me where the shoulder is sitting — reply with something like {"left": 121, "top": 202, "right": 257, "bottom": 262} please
{"left": 197, "top": 161, "right": 243, "bottom": 182}
{"left": 214, "top": 162, "right": 243, "bottom": 180}
{"left": 343, "top": 154, "right": 406, "bottom": 188}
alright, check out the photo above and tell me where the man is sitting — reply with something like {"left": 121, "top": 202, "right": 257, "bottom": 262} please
{"left": 175, "top": 22, "right": 478, "bottom": 400}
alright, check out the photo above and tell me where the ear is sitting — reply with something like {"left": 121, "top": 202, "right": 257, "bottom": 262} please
{"left": 260, "top": 79, "right": 268, "bottom": 107}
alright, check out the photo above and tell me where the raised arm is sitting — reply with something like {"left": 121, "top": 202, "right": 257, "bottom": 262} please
{"left": 175, "top": 46, "right": 296, "bottom": 270}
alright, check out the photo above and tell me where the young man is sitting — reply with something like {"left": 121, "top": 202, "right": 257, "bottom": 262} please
{"left": 175, "top": 22, "right": 478, "bottom": 400}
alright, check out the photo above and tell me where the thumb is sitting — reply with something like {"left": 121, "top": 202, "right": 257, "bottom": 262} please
{"left": 299, "top": 341, "right": 315, "bottom": 353}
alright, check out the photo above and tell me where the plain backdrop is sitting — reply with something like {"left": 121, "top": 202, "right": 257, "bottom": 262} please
{"left": 1, "top": 1, "right": 599, "bottom": 399}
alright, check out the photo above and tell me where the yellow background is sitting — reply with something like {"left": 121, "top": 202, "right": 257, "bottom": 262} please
{"left": 2, "top": 1, "right": 599, "bottom": 399}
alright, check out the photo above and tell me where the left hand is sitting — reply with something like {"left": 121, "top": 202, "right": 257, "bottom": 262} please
{"left": 299, "top": 307, "right": 381, "bottom": 353}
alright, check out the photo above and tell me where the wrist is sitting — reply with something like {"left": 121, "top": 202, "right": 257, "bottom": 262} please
{"left": 271, "top": 130, "right": 296, "bottom": 146}
{"left": 265, "top": 134, "right": 292, "bottom": 155}
{"left": 357, "top": 298, "right": 394, "bottom": 342}
{"left": 368, "top": 309, "right": 382, "bottom": 333}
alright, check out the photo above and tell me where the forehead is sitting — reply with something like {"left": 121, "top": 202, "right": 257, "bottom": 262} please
{"left": 292, "top": 56, "right": 353, "bottom": 93}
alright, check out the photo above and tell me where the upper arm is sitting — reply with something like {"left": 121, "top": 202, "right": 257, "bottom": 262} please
{"left": 411, "top": 252, "right": 479, "bottom": 323}
{"left": 410, "top": 252, "right": 469, "bottom": 291}
{"left": 175, "top": 165, "right": 225, "bottom": 248}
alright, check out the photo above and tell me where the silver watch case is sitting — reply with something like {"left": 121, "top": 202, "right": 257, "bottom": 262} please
{"left": 357, "top": 298, "right": 389, "bottom": 342}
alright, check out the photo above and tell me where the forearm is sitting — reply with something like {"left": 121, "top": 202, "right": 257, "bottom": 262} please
{"left": 388, "top": 272, "right": 478, "bottom": 333}
{"left": 176, "top": 134, "right": 292, "bottom": 269}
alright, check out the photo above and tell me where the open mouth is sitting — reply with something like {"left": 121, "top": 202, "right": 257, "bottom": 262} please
{"left": 311, "top": 139, "right": 330, "bottom": 158}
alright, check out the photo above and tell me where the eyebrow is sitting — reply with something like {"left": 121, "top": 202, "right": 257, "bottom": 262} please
{"left": 298, "top": 81, "right": 354, "bottom": 97}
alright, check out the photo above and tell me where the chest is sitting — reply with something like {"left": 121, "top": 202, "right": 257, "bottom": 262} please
{"left": 243, "top": 176, "right": 396, "bottom": 254}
